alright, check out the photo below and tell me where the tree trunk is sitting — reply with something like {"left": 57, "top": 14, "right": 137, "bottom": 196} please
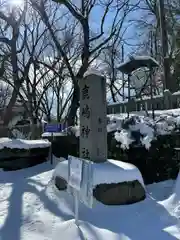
{"left": 57, "top": 93, "right": 60, "bottom": 122}
{"left": 67, "top": 86, "right": 79, "bottom": 126}
{"left": 31, "top": 117, "right": 39, "bottom": 139}
{"left": 3, "top": 88, "right": 19, "bottom": 126}
{"left": 47, "top": 113, "right": 51, "bottom": 123}
{"left": 3, "top": 35, "right": 20, "bottom": 126}
{"left": 110, "top": 84, "right": 116, "bottom": 102}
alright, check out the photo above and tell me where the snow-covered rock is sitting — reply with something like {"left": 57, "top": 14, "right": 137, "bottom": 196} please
{"left": 0, "top": 138, "right": 51, "bottom": 149}
{"left": 53, "top": 159, "right": 145, "bottom": 189}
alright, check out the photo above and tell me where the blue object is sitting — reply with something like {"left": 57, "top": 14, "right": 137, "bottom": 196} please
{"left": 44, "top": 123, "right": 67, "bottom": 132}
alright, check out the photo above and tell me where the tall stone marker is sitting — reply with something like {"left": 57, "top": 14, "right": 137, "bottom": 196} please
{"left": 79, "top": 72, "right": 107, "bottom": 163}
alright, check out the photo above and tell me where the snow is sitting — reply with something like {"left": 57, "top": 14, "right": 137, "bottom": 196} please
{"left": 84, "top": 68, "right": 103, "bottom": 78}
{"left": 131, "top": 55, "right": 159, "bottom": 65}
{"left": 172, "top": 91, "right": 180, "bottom": 96}
{"left": 113, "top": 116, "right": 155, "bottom": 149}
{"left": 147, "top": 108, "right": 180, "bottom": 116}
{"left": 108, "top": 94, "right": 164, "bottom": 106}
{"left": 41, "top": 119, "right": 48, "bottom": 124}
{"left": 8, "top": 115, "right": 24, "bottom": 128}
{"left": 11, "top": 128, "right": 29, "bottom": 139}
{"left": 0, "top": 138, "right": 51, "bottom": 149}
{"left": 107, "top": 110, "right": 180, "bottom": 149}
{"left": 161, "top": 172, "right": 180, "bottom": 220}
{"left": 70, "top": 126, "right": 80, "bottom": 137}
{"left": 1, "top": 162, "right": 180, "bottom": 240}
{"left": 53, "top": 159, "right": 145, "bottom": 188}
{"left": 115, "top": 130, "right": 134, "bottom": 149}
{"left": 108, "top": 90, "right": 180, "bottom": 106}
{"left": 117, "top": 55, "right": 159, "bottom": 75}
{"left": 53, "top": 160, "right": 68, "bottom": 181}
{"left": 42, "top": 132, "right": 65, "bottom": 137}
{"left": 52, "top": 156, "right": 66, "bottom": 166}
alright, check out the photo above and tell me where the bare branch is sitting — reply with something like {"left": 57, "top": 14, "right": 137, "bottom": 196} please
{"left": 89, "top": 0, "right": 113, "bottom": 42}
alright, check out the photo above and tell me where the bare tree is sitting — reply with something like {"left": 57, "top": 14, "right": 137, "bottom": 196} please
{"left": 100, "top": 37, "right": 125, "bottom": 103}
{"left": 38, "top": 53, "right": 74, "bottom": 123}
{"left": 0, "top": 4, "right": 28, "bottom": 126}
{"left": 0, "top": 5, "right": 61, "bottom": 129}
{"left": 52, "top": 69, "right": 73, "bottom": 123}
{"left": 133, "top": 0, "right": 180, "bottom": 92}
{"left": 0, "top": 82, "right": 11, "bottom": 109}
{"left": 31, "top": 0, "right": 139, "bottom": 126}
{"left": 17, "top": 9, "right": 55, "bottom": 125}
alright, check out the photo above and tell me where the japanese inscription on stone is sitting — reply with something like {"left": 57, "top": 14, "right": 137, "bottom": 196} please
{"left": 79, "top": 82, "right": 91, "bottom": 159}
{"left": 82, "top": 104, "right": 90, "bottom": 119}
{"left": 82, "top": 84, "right": 90, "bottom": 100}
{"left": 81, "top": 125, "right": 90, "bottom": 138}
{"left": 79, "top": 73, "right": 107, "bottom": 163}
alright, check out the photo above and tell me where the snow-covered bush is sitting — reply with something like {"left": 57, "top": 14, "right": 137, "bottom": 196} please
{"left": 114, "top": 116, "right": 155, "bottom": 150}
{"left": 60, "top": 111, "right": 180, "bottom": 150}
{"left": 44, "top": 110, "right": 180, "bottom": 152}
{"left": 108, "top": 112, "right": 180, "bottom": 150}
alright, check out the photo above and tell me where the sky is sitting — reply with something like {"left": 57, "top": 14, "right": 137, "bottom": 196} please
{"left": 89, "top": 0, "right": 143, "bottom": 61}
{"left": 0, "top": 0, "right": 151, "bottom": 117}
{"left": 47, "top": 0, "right": 150, "bottom": 113}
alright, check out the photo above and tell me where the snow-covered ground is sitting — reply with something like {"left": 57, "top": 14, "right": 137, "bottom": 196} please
{"left": 1, "top": 161, "right": 180, "bottom": 240}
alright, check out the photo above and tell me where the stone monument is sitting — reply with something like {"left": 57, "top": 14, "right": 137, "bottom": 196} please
{"left": 54, "top": 71, "right": 146, "bottom": 207}
{"left": 79, "top": 72, "right": 146, "bottom": 205}
{"left": 79, "top": 72, "right": 107, "bottom": 163}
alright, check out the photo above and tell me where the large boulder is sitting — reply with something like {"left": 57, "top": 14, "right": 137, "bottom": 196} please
{"left": 55, "top": 176, "right": 67, "bottom": 190}
{"left": 93, "top": 180, "right": 146, "bottom": 205}
{"left": 53, "top": 178, "right": 145, "bottom": 205}
{"left": 53, "top": 159, "right": 146, "bottom": 205}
